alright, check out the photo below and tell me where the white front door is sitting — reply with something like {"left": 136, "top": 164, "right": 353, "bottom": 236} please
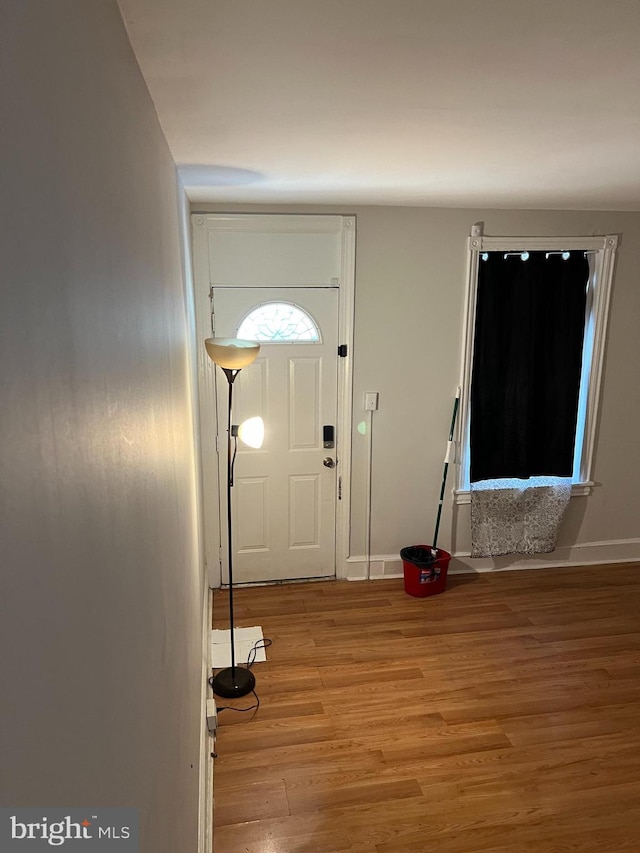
{"left": 214, "top": 287, "right": 339, "bottom": 583}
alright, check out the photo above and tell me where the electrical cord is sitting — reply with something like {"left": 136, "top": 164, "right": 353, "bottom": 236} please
{"left": 247, "top": 637, "right": 272, "bottom": 668}
{"left": 229, "top": 434, "right": 238, "bottom": 487}
{"left": 215, "top": 689, "right": 261, "bottom": 714}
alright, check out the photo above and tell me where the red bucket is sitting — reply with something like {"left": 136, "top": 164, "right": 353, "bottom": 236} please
{"left": 400, "top": 546, "right": 451, "bottom": 597}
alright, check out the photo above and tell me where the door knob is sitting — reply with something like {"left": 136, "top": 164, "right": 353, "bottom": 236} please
{"left": 323, "top": 457, "right": 336, "bottom": 469}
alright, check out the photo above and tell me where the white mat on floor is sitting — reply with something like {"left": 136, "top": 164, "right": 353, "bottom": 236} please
{"left": 211, "top": 626, "right": 266, "bottom": 668}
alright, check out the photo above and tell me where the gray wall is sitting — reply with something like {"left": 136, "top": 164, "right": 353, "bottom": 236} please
{"left": 194, "top": 203, "right": 640, "bottom": 563}
{"left": 0, "top": 3, "right": 204, "bottom": 851}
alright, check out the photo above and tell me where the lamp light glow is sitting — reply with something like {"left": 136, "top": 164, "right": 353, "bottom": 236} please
{"left": 238, "top": 417, "right": 264, "bottom": 449}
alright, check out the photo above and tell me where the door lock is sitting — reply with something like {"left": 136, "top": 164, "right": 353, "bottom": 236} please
{"left": 323, "top": 425, "right": 335, "bottom": 448}
{"left": 323, "top": 457, "right": 336, "bottom": 469}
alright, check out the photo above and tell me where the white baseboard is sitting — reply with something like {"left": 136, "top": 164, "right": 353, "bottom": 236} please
{"left": 346, "top": 538, "right": 640, "bottom": 580}
{"left": 345, "top": 555, "right": 407, "bottom": 581}
{"left": 198, "top": 586, "right": 214, "bottom": 853}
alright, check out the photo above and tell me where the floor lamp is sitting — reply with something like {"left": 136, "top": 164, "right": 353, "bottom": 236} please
{"left": 205, "top": 337, "right": 262, "bottom": 698}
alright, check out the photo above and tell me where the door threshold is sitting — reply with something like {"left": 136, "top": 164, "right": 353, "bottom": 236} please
{"left": 226, "top": 575, "right": 337, "bottom": 589}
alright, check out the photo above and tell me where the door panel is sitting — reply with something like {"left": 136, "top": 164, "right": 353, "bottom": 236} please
{"left": 214, "top": 287, "right": 339, "bottom": 583}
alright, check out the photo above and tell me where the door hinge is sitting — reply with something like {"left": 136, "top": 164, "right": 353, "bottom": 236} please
{"left": 209, "top": 286, "right": 215, "bottom": 333}
{"left": 338, "top": 475, "right": 342, "bottom": 500}
{"left": 338, "top": 344, "right": 347, "bottom": 357}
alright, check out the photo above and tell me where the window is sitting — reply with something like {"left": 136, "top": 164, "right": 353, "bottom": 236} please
{"left": 456, "top": 233, "right": 618, "bottom": 502}
{"left": 237, "top": 301, "right": 321, "bottom": 342}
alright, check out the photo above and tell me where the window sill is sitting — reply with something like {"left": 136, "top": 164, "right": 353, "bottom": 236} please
{"left": 453, "top": 481, "right": 596, "bottom": 505}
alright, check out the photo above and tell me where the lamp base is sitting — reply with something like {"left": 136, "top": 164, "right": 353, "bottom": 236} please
{"left": 212, "top": 666, "right": 256, "bottom": 698}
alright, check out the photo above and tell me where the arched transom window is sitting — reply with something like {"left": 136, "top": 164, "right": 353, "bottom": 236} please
{"left": 237, "top": 301, "right": 321, "bottom": 343}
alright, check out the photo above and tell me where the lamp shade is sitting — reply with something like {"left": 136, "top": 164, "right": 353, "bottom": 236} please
{"left": 204, "top": 337, "right": 260, "bottom": 369}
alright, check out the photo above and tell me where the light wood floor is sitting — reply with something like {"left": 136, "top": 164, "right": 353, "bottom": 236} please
{"left": 212, "top": 564, "right": 640, "bottom": 852}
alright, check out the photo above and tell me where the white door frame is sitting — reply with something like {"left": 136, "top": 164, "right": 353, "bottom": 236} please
{"left": 191, "top": 213, "right": 356, "bottom": 588}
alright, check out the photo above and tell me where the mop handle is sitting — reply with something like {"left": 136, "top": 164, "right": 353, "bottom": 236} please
{"left": 432, "top": 389, "right": 461, "bottom": 552}
{"left": 447, "top": 394, "right": 460, "bottom": 443}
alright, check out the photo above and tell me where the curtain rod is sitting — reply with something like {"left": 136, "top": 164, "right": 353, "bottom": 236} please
{"left": 481, "top": 251, "right": 597, "bottom": 261}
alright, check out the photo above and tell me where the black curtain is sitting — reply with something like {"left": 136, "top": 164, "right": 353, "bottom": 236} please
{"left": 470, "top": 251, "right": 589, "bottom": 483}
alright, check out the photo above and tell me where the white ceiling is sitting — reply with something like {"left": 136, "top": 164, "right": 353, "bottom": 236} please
{"left": 118, "top": 0, "right": 640, "bottom": 209}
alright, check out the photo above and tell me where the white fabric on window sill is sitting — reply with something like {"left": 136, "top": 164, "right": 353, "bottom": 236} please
{"left": 470, "top": 476, "right": 572, "bottom": 558}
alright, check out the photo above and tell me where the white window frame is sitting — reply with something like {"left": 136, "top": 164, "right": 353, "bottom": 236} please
{"left": 455, "top": 232, "right": 619, "bottom": 504}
